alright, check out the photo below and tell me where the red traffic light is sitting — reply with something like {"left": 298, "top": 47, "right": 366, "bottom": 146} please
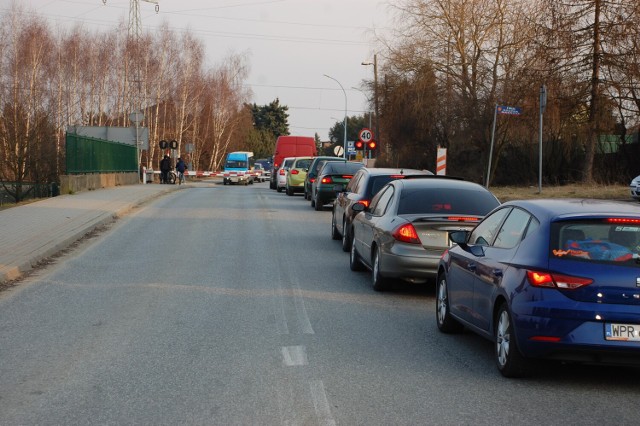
{"left": 367, "top": 140, "right": 377, "bottom": 150}
{"left": 355, "top": 140, "right": 364, "bottom": 149}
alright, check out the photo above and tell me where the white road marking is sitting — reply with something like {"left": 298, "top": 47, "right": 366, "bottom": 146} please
{"left": 281, "top": 346, "right": 308, "bottom": 367}
{"left": 309, "top": 380, "right": 336, "bottom": 426}
{"left": 292, "top": 287, "right": 314, "bottom": 335}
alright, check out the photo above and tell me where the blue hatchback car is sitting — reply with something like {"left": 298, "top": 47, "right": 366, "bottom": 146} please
{"left": 437, "top": 199, "right": 640, "bottom": 377}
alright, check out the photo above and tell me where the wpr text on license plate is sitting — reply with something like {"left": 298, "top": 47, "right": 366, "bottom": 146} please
{"left": 605, "top": 323, "right": 640, "bottom": 341}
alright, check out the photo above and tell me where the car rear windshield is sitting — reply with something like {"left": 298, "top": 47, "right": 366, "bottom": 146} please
{"left": 323, "top": 162, "right": 363, "bottom": 175}
{"left": 368, "top": 175, "right": 405, "bottom": 197}
{"left": 397, "top": 188, "right": 499, "bottom": 216}
{"left": 295, "top": 159, "right": 312, "bottom": 169}
{"left": 551, "top": 220, "right": 640, "bottom": 265}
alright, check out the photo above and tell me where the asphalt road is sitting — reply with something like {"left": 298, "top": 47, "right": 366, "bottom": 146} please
{"left": 1, "top": 180, "right": 639, "bottom": 425}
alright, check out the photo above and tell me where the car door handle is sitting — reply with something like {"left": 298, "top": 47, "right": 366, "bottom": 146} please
{"left": 492, "top": 269, "right": 503, "bottom": 277}
{"left": 467, "top": 263, "right": 477, "bottom": 271}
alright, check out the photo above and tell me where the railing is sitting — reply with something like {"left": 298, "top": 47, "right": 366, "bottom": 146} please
{"left": 66, "top": 134, "right": 137, "bottom": 174}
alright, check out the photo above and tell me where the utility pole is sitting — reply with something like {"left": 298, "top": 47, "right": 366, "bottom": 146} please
{"left": 127, "top": 0, "right": 158, "bottom": 179}
{"left": 362, "top": 54, "right": 380, "bottom": 156}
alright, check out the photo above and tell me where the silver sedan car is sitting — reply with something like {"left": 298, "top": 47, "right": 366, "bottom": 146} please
{"left": 349, "top": 176, "right": 500, "bottom": 291}
{"left": 630, "top": 175, "right": 640, "bottom": 201}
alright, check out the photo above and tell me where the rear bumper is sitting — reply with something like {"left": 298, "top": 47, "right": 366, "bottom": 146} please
{"left": 380, "top": 249, "right": 440, "bottom": 281}
{"left": 510, "top": 295, "right": 640, "bottom": 363}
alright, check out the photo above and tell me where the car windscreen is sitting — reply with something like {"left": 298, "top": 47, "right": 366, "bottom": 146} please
{"left": 225, "top": 160, "right": 247, "bottom": 168}
{"left": 397, "top": 187, "right": 499, "bottom": 216}
{"left": 551, "top": 219, "right": 640, "bottom": 265}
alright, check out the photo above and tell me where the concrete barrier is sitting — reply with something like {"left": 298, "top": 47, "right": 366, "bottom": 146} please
{"left": 60, "top": 172, "right": 139, "bottom": 194}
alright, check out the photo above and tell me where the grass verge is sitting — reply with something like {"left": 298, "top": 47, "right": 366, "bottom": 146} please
{"left": 490, "top": 184, "right": 631, "bottom": 202}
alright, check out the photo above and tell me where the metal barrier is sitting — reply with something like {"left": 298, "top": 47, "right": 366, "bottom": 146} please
{"left": 66, "top": 133, "right": 137, "bottom": 174}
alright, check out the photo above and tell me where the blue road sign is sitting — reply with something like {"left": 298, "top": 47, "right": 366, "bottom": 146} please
{"left": 497, "top": 105, "right": 522, "bottom": 115}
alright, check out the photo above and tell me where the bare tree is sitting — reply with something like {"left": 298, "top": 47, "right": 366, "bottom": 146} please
{"left": 387, "top": 0, "right": 540, "bottom": 181}
{"left": 537, "top": 0, "right": 639, "bottom": 182}
{"left": 0, "top": 7, "right": 55, "bottom": 201}
{"left": 202, "top": 53, "right": 252, "bottom": 172}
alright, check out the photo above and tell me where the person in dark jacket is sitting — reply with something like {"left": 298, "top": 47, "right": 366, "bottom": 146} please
{"left": 175, "top": 157, "right": 186, "bottom": 184}
{"left": 160, "top": 155, "right": 172, "bottom": 184}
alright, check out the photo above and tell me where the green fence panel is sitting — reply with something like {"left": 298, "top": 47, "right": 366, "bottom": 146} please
{"left": 66, "top": 134, "right": 137, "bottom": 174}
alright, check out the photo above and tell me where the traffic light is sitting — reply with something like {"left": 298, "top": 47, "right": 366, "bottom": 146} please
{"left": 355, "top": 140, "right": 364, "bottom": 150}
{"left": 367, "top": 140, "right": 377, "bottom": 151}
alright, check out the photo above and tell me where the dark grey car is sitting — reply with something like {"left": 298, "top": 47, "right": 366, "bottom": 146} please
{"left": 331, "top": 167, "right": 432, "bottom": 252}
{"left": 303, "top": 156, "right": 344, "bottom": 200}
{"left": 311, "top": 161, "right": 365, "bottom": 211}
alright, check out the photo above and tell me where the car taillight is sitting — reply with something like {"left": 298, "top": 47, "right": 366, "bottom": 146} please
{"left": 310, "top": 178, "right": 316, "bottom": 183}
{"left": 389, "top": 175, "right": 406, "bottom": 179}
{"left": 291, "top": 169, "right": 299, "bottom": 175}
{"left": 526, "top": 271, "right": 593, "bottom": 289}
{"left": 321, "top": 176, "right": 333, "bottom": 184}
{"left": 357, "top": 200, "right": 370, "bottom": 208}
{"left": 393, "top": 223, "right": 421, "bottom": 244}
{"left": 279, "top": 169, "right": 286, "bottom": 175}
{"left": 342, "top": 175, "right": 353, "bottom": 179}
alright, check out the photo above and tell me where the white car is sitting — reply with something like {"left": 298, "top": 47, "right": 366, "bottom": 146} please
{"left": 277, "top": 157, "right": 295, "bottom": 193}
{"left": 630, "top": 175, "right": 640, "bottom": 201}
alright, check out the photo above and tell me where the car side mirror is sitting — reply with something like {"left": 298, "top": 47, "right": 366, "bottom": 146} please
{"left": 450, "top": 230, "right": 485, "bottom": 257}
{"left": 352, "top": 203, "right": 365, "bottom": 213}
{"left": 449, "top": 231, "right": 468, "bottom": 245}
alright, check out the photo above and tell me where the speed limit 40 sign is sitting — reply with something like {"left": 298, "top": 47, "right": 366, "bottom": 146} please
{"left": 358, "top": 128, "right": 374, "bottom": 143}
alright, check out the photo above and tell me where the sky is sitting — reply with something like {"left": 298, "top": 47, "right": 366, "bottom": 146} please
{"left": 2, "top": 0, "right": 393, "bottom": 141}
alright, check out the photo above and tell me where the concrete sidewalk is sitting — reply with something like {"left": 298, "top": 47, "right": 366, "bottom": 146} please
{"left": 0, "top": 184, "right": 179, "bottom": 285}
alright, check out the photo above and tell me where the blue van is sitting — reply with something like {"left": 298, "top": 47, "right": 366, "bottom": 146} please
{"left": 223, "top": 151, "right": 254, "bottom": 185}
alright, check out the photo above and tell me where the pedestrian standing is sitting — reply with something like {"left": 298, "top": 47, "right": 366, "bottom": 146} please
{"left": 160, "top": 155, "right": 171, "bottom": 184}
{"left": 175, "top": 157, "right": 186, "bottom": 185}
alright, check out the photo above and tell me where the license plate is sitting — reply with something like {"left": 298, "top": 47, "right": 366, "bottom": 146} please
{"left": 419, "top": 230, "right": 447, "bottom": 247}
{"left": 605, "top": 323, "right": 640, "bottom": 341}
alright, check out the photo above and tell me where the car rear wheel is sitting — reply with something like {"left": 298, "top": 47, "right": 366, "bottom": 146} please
{"left": 495, "top": 303, "right": 530, "bottom": 378}
{"left": 277, "top": 186, "right": 283, "bottom": 193}
{"left": 436, "top": 275, "right": 464, "bottom": 333}
{"left": 341, "top": 218, "right": 351, "bottom": 252}
{"left": 372, "top": 247, "right": 389, "bottom": 291}
{"left": 314, "top": 196, "right": 324, "bottom": 211}
{"left": 286, "top": 186, "right": 293, "bottom": 196}
{"left": 331, "top": 212, "right": 340, "bottom": 240}
{"left": 349, "top": 236, "right": 365, "bottom": 271}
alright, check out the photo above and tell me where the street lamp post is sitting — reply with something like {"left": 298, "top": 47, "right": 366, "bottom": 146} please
{"left": 361, "top": 54, "right": 379, "bottom": 154}
{"left": 324, "top": 74, "right": 348, "bottom": 159}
